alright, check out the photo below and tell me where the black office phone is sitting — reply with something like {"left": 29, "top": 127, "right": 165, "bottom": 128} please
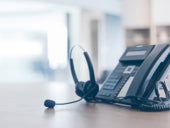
{"left": 96, "top": 44, "right": 170, "bottom": 111}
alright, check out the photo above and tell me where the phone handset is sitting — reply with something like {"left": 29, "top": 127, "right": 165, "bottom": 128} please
{"left": 126, "top": 44, "right": 169, "bottom": 98}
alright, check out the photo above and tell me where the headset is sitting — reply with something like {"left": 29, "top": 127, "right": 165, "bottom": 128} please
{"left": 44, "top": 45, "right": 99, "bottom": 108}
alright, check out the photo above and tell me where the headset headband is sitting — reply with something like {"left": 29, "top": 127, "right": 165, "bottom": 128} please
{"left": 69, "top": 45, "right": 96, "bottom": 84}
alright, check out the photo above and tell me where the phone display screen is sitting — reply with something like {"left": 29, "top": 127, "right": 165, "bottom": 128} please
{"left": 125, "top": 51, "right": 146, "bottom": 56}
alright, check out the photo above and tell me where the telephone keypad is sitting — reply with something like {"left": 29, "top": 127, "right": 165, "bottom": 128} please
{"left": 98, "top": 73, "right": 130, "bottom": 99}
{"left": 103, "top": 75, "right": 122, "bottom": 90}
{"left": 111, "top": 75, "right": 130, "bottom": 97}
{"left": 97, "top": 65, "right": 137, "bottom": 99}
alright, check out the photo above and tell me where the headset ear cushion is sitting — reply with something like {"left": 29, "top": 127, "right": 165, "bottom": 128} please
{"left": 75, "top": 81, "right": 85, "bottom": 97}
{"left": 83, "top": 81, "right": 99, "bottom": 101}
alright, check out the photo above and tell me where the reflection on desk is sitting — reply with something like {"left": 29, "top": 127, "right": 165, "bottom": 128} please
{"left": 0, "top": 82, "right": 170, "bottom": 128}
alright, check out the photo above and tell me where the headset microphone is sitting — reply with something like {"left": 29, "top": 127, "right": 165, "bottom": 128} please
{"left": 44, "top": 98, "right": 83, "bottom": 108}
{"left": 44, "top": 82, "right": 98, "bottom": 108}
{"left": 44, "top": 99, "right": 56, "bottom": 108}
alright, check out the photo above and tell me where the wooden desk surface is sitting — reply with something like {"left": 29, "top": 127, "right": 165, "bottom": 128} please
{"left": 0, "top": 82, "right": 170, "bottom": 128}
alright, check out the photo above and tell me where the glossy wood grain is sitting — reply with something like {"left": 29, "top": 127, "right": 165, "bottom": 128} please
{"left": 0, "top": 82, "right": 170, "bottom": 128}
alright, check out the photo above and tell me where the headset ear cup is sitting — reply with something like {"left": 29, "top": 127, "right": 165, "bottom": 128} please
{"left": 75, "top": 81, "right": 85, "bottom": 97}
{"left": 83, "top": 81, "right": 99, "bottom": 101}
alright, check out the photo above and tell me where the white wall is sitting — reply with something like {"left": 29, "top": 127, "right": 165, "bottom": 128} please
{"left": 122, "top": 0, "right": 150, "bottom": 28}
{"left": 20, "top": 0, "right": 121, "bottom": 15}
{"left": 152, "top": 0, "right": 170, "bottom": 25}
{"left": 121, "top": 0, "right": 170, "bottom": 27}
{"left": 49, "top": 0, "right": 121, "bottom": 15}
{"left": 75, "top": 10, "right": 104, "bottom": 79}
{"left": 99, "top": 14, "right": 125, "bottom": 71}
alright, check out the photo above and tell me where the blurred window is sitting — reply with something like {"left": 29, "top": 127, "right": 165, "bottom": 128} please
{"left": 0, "top": 1, "right": 68, "bottom": 83}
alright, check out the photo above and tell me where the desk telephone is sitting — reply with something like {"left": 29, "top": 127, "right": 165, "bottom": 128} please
{"left": 96, "top": 44, "right": 170, "bottom": 111}
{"left": 44, "top": 44, "right": 170, "bottom": 111}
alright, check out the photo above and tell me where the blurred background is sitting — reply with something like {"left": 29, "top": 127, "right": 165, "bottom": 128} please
{"left": 0, "top": 0, "right": 169, "bottom": 84}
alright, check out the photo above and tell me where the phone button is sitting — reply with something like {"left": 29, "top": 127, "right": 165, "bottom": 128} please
{"left": 123, "top": 66, "right": 135, "bottom": 74}
{"left": 103, "top": 85, "right": 115, "bottom": 90}
{"left": 99, "top": 91, "right": 111, "bottom": 97}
